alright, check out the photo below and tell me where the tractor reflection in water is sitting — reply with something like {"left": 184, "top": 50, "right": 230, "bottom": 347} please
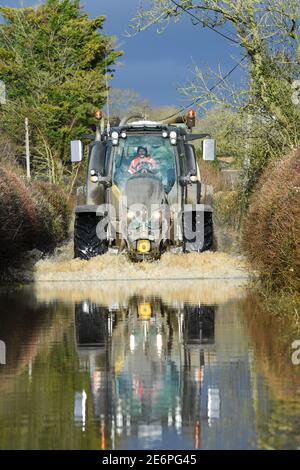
{"left": 73, "top": 296, "right": 218, "bottom": 449}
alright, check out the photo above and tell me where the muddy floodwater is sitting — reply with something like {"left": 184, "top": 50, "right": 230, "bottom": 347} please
{"left": 0, "top": 275, "right": 300, "bottom": 449}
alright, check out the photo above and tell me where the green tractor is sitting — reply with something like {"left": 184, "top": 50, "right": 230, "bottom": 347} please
{"left": 71, "top": 110, "right": 215, "bottom": 261}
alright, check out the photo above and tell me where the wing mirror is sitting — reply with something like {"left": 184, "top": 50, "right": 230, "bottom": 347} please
{"left": 203, "top": 139, "right": 216, "bottom": 161}
{"left": 71, "top": 140, "right": 83, "bottom": 163}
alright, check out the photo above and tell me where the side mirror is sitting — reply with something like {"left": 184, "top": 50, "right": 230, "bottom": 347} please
{"left": 203, "top": 139, "right": 216, "bottom": 161}
{"left": 71, "top": 140, "right": 83, "bottom": 163}
{"left": 185, "top": 144, "right": 197, "bottom": 176}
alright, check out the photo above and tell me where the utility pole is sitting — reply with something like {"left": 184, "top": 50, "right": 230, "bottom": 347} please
{"left": 25, "top": 117, "right": 31, "bottom": 180}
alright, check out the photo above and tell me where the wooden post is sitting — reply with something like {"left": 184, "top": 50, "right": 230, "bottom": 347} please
{"left": 25, "top": 117, "right": 30, "bottom": 180}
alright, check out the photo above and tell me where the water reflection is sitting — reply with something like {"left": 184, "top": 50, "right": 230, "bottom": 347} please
{"left": 0, "top": 282, "right": 299, "bottom": 449}
{"left": 0, "top": 288, "right": 72, "bottom": 389}
{"left": 74, "top": 298, "right": 219, "bottom": 449}
{"left": 65, "top": 282, "right": 256, "bottom": 450}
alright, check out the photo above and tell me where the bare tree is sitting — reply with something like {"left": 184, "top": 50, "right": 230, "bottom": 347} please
{"left": 128, "top": 1, "right": 300, "bottom": 126}
{"left": 109, "top": 88, "right": 151, "bottom": 120}
{"left": 128, "top": 0, "right": 300, "bottom": 193}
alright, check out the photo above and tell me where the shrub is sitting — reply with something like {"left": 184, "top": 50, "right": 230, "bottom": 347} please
{"left": 0, "top": 163, "right": 71, "bottom": 261}
{"left": 31, "top": 181, "right": 71, "bottom": 247}
{"left": 199, "top": 160, "right": 224, "bottom": 192}
{"left": 0, "top": 165, "right": 37, "bottom": 257}
{"left": 242, "top": 148, "right": 300, "bottom": 291}
{"left": 213, "top": 190, "right": 240, "bottom": 228}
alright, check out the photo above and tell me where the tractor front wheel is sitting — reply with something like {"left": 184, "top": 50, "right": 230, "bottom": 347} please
{"left": 74, "top": 213, "right": 108, "bottom": 260}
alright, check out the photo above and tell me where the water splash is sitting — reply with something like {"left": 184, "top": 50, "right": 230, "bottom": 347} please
{"left": 34, "top": 243, "right": 249, "bottom": 282}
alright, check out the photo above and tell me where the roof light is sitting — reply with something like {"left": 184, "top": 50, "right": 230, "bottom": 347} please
{"left": 186, "top": 109, "right": 196, "bottom": 129}
{"left": 95, "top": 110, "right": 103, "bottom": 120}
{"left": 187, "top": 109, "right": 196, "bottom": 118}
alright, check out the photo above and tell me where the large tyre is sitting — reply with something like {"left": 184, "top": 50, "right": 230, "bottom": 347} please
{"left": 74, "top": 213, "right": 108, "bottom": 260}
{"left": 202, "top": 210, "right": 213, "bottom": 251}
{"left": 184, "top": 210, "right": 213, "bottom": 253}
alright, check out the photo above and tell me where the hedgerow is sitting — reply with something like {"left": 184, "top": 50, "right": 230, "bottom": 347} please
{"left": 0, "top": 163, "right": 71, "bottom": 262}
{"left": 242, "top": 148, "right": 300, "bottom": 291}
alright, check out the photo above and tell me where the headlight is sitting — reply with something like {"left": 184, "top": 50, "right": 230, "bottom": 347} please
{"left": 152, "top": 210, "right": 161, "bottom": 220}
{"left": 90, "top": 169, "right": 99, "bottom": 183}
{"left": 127, "top": 210, "right": 135, "bottom": 221}
{"left": 149, "top": 210, "right": 162, "bottom": 227}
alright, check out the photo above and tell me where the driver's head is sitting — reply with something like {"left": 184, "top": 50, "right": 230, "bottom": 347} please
{"left": 137, "top": 146, "right": 147, "bottom": 157}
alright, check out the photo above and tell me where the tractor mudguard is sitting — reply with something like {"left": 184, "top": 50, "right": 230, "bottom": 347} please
{"left": 75, "top": 205, "right": 107, "bottom": 215}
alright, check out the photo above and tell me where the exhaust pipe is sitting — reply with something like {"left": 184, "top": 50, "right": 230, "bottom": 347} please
{"left": 120, "top": 113, "right": 145, "bottom": 126}
{"left": 161, "top": 115, "right": 186, "bottom": 125}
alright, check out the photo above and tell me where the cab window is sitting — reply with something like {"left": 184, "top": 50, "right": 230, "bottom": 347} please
{"left": 112, "top": 135, "right": 177, "bottom": 193}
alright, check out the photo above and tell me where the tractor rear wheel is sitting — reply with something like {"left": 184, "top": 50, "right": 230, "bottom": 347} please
{"left": 202, "top": 210, "right": 213, "bottom": 251}
{"left": 74, "top": 213, "right": 108, "bottom": 260}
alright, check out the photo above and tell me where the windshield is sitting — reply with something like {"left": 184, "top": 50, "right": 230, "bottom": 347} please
{"left": 111, "top": 135, "right": 177, "bottom": 193}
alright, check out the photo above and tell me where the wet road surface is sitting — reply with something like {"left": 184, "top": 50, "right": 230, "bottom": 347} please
{"left": 0, "top": 280, "right": 299, "bottom": 450}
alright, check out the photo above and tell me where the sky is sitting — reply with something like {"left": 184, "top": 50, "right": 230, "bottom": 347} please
{"left": 1, "top": 0, "right": 245, "bottom": 107}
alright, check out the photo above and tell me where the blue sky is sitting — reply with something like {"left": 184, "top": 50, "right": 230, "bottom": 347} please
{"left": 2, "top": 0, "right": 244, "bottom": 107}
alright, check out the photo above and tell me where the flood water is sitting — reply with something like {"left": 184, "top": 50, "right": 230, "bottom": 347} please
{"left": 0, "top": 280, "right": 300, "bottom": 450}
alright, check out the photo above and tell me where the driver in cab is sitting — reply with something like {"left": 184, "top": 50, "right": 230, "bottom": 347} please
{"left": 128, "top": 146, "right": 157, "bottom": 175}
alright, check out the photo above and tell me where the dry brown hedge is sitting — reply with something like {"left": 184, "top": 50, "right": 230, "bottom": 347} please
{"left": 242, "top": 147, "right": 300, "bottom": 291}
{"left": 0, "top": 164, "right": 71, "bottom": 262}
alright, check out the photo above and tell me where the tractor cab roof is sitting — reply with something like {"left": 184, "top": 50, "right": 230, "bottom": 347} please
{"left": 107, "top": 120, "right": 188, "bottom": 137}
